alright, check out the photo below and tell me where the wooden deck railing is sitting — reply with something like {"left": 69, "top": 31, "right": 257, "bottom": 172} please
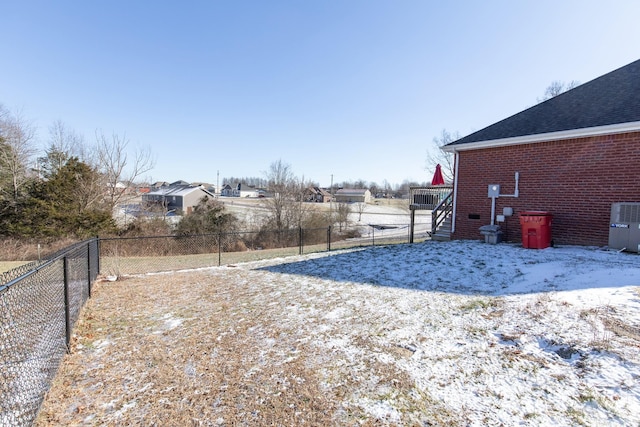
{"left": 409, "top": 186, "right": 453, "bottom": 210}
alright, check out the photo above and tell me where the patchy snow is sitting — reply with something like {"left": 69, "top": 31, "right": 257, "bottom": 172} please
{"left": 239, "top": 240, "right": 640, "bottom": 425}
{"left": 37, "top": 239, "right": 640, "bottom": 426}
{"left": 160, "top": 313, "right": 183, "bottom": 330}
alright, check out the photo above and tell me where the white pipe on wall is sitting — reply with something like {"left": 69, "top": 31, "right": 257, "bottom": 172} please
{"left": 500, "top": 172, "right": 519, "bottom": 198}
{"left": 491, "top": 172, "right": 519, "bottom": 225}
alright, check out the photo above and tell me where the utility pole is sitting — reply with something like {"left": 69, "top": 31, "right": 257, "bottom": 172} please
{"left": 330, "top": 174, "right": 334, "bottom": 223}
{"left": 216, "top": 170, "right": 220, "bottom": 196}
{"left": 330, "top": 174, "right": 334, "bottom": 197}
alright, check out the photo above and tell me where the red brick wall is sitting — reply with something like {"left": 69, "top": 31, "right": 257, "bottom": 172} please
{"left": 451, "top": 131, "right": 640, "bottom": 246}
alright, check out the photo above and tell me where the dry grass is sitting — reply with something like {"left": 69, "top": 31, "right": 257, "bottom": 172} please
{"left": 0, "top": 260, "right": 31, "bottom": 273}
{"left": 99, "top": 239, "right": 425, "bottom": 276}
{"left": 0, "top": 238, "right": 78, "bottom": 262}
{"left": 36, "top": 268, "right": 445, "bottom": 426}
{"left": 99, "top": 247, "right": 321, "bottom": 276}
{"left": 32, "top": 243, "right": 640, "bottom": 426}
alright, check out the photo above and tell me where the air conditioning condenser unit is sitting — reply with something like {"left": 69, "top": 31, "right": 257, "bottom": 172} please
{"left": 609, "top": 202, "right": 640, "bottom": 253}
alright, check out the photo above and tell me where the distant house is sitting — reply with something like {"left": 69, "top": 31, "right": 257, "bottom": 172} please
{"left": 106, "top": 181, "right": 127, "bottom": 190}
{"left": 220, "top": 183, "right": 260, "bottom": 198}
{"left": 142, "top": 184, "right": 215, "bottom": 215}
{"left": 220, "top": 184, "right": 233, "bottom": 196}
{"left": 442, "top": 59, "right": 640, "bottom": 248}
{"left": 151, "top": 181, "right": 170, "bottom": 190}
{"left": 334, "top": 189, "right": 371, "bottom": 204}
{"left": 305, "top": 187, "right": 332, "bottom": 203}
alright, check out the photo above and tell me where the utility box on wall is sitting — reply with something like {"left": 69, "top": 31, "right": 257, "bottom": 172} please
{"left": 609, "top": 202, "right": 640, "bottom": 253}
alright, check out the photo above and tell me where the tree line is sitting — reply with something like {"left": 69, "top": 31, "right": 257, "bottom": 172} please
{"left": 0, "top": 105, "right": 359, "bottom": 245}
{"left": 221, "top": 175, "right": 430, "bottom": 199}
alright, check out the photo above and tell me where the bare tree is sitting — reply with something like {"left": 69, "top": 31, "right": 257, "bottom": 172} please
{"left": 352, "top": 179, "right": 367, "bottom": 189}
{"left": 335, "top": 202, "right": 351, "bottom": 232}
{"left": 355, "top": 202, "right": 367, "bottom": 221}
{"left": 537, "top": 80, "right": 580, "bottom": 103}
{"left": 95, "top": 130, "right": 155, "bottom": 212}
{"left": 426, "top": 129, "right": 458, "bottom": 183}
{"left": 262, "top": 159, "right": 302, "bottom": 233}
{"left": 0, "top": 106, "right": 37, "bottom": 204}
{"left": 382, "top": 179, "right": 392, "bottom": 198}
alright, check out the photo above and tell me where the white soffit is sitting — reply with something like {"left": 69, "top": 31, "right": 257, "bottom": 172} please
{"left": 442, "top": 121, "right": 640, "bottom": 152}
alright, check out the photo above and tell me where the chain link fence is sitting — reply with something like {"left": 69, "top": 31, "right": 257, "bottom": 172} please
{"left": 0, "top": 239, "right": 99, "bottom": 426}
{"left": 99, "top": 223, "right": 429, "bottom": 276}
{"left": 99, "top": 227, "right": 325, "bottom": 276}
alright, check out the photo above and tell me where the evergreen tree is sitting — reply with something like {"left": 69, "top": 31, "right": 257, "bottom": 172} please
{"left": 38, "top": 146, "right": 72, "bottom": 179}
{"left": 2, "top": 157, "right": 115, "bottom": 238}
{"left": 175, "top": 197, "right": 237, "bottom": 235}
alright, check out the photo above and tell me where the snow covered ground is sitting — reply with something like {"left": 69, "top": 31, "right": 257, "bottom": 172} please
{"left": 251, "top": 240, "right": 640, "bottom": 425}
{"left": 221, "top": 197, "right": 424, "bottom": 234}
{"left": 37, "top": 240, "right": 640, "bottom": 426}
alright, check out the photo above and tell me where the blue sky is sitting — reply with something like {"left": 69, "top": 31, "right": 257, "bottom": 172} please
{"left": 1, "top": 1, "right": 639, "bottom": 187}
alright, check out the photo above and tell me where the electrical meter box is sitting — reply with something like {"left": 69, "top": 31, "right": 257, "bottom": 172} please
{"left": 488, "top": 184, "right": 500, "bottom": 197}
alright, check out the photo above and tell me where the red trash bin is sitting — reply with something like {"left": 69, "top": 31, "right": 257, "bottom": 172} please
{"left": 519, "top": 211, "right": 553, "bottom": 249}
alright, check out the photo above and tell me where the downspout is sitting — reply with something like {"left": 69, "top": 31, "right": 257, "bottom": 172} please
{"left": 451, "top": 151, "right": 460, "bottom": 234}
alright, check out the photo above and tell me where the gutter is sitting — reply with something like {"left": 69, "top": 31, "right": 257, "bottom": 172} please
{"left": 442, "top": 121, "right": 640, "bottom": 153}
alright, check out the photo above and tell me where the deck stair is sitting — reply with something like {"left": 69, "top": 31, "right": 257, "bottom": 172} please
{"left": 431, "top": 214, "right": 452, "bottom": 241}
{"left": 409, "top": 186, "right": 453, "bottom": 242}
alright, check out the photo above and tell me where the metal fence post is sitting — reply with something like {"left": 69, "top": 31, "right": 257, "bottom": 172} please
{"left": 63, "top": 256, "right": 71, "bottom": 352}
{"left": 87, "top": 242, "right": 92, "bottom": 298}
{"left": 218, "top": 232, "right": 222, "bottom": 266}
{"left": 409, "top": 209, "right": 415, "bottom": 244}
{"left": 372, "top": 228, "right": 375, "bottom": 246}
{"left": 96, "top": 236, "right": 101, "bottom": 274}
{"left": 327, "top": 226, "right": 331, "bottom": 251}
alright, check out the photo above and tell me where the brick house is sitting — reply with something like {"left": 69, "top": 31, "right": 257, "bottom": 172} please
{"left": 442, "top": 59, "right": 640, "bottom": 247}
{"left": 305, "top": 187, "right": 332, "bottom": 203}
